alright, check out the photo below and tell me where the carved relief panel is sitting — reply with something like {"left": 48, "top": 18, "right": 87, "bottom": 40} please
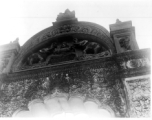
{"left": 124, "top": 75, "right": 150, "bottom": 117}
{"left": 110, "top": 20, "right": 139, "bottom": 53}
{"left": 113, "top": 33, "right": 134, "bottom": 53}
{"left": 20, "top": 36, "right": 111, "bottom": 70}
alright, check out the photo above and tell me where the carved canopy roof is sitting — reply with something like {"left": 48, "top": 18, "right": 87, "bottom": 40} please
{"left": 11, "top": 10, "right": 116, "bottom": 72}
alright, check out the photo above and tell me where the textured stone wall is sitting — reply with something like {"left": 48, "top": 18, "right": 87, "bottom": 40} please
{"left": 0, "top": 59, "right": 127, "bottom": 117}
{"left": 0, "top": 48, "right": 150, "bottom": 117}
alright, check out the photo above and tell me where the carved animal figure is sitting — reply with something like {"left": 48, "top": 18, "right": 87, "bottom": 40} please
{"left": 27, "top": 53, "right": 44, "bottom": 65}
{"left": 27, "top": 43, "right": 57, "bottom": 65}
{"left": 26, "top": 38, "right": 109, "bottom": 65}
{"left": 84, "top": 42, "right": 101, "bottom": 54}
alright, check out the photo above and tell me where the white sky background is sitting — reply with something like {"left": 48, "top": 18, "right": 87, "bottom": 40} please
{"left": 0, "top": 0, "right": 152, "bottom": 49}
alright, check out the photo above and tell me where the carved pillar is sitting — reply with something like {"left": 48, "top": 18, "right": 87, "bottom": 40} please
{"left": 109, "top": 20, "right": 139, "bottom": 53}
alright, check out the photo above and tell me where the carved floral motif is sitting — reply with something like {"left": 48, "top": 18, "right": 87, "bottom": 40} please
{"left": 121, "top": 58, "right": 150, "bottom": 69}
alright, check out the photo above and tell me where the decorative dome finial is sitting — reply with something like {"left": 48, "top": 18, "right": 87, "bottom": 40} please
{"left": 56, "top": 9, "right": 76, "bottom": 22}
{"left": 116, "top": 19, "right": 121, "bottom": 24}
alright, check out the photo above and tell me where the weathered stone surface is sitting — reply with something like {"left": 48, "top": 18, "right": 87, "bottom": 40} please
{"left": 0, "top": 9, "right": 150, "bottom": 118}
{"left": 0, "top": 68, "right": 126, "bottom": 117}
{"left": 124, "top": 75, "right": 150, "bottom": 117}
{"left": 0, "top": 48, "right": 150, "bottom": 117}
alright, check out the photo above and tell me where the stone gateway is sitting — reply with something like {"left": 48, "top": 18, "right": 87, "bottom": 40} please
{"left": 0, "top": 9, "right": 150, "bottom": 118}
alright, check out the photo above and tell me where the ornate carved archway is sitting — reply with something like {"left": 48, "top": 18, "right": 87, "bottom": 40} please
{"left": 0, "top": 9, "right": 150, "bottom": 118}
{"left": 11, "top": 12, "right": 115, "bottom": 72}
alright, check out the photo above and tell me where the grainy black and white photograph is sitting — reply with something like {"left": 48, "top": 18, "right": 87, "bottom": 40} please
{"left": 0, "top": 0, "right": 151, "bottom": 118}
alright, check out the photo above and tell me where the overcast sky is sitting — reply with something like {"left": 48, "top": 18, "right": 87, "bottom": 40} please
{"left": 0, "top": 0, "right": 152, "bottom": 49}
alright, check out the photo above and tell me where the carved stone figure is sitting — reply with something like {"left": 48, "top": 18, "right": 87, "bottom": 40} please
{"left": 72, "top": 38, "right": 88, "bottom": 58}
{"left": 84, "top": 42, "right": 101, "bottom": 54}
{"left": 42, "top": 77, "right": 50, "bottom": 89}
{"left": 27, "top": 43, "right": 56, "bottom": 65}
{"left": 119, "top": 36, "right": 131, "bottom": 51}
